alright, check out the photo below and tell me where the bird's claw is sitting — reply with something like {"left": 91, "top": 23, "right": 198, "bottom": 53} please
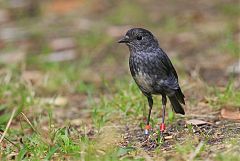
{"left": 144, "top": 125, "right": 151, "bottom": 135}
{"left": 144, "top": 129, "right": 149, "bottom": 135}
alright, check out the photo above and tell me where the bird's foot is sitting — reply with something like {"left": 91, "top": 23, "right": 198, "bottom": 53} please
{"left": 144, "top": 125, "right": 151, "bottom": 135}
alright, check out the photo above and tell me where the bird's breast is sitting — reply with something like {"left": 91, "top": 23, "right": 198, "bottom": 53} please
{"left": 134, "top": 71, "right": 153, "bottom": 93}
{"left": 129, "top": 53, "right": 163, "bottom": 93}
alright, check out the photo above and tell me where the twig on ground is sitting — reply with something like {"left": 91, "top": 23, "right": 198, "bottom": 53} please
{"left": 0, "top": 108, "right": 16, "bottom": 143}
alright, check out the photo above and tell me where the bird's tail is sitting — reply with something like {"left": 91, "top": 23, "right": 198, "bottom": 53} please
{"left": 168, "top": 94, "right": 185, "bottom": 115}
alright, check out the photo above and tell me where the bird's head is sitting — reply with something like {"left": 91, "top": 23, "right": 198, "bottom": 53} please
{"left": 118, "top": 28, "right": 159, "bottom": 52}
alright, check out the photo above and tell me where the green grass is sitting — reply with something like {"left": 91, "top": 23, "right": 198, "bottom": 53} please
{"left": 209, "top": 80, "right": 240, "bottom": 108}
{"left": 1, "top": 60, "right": 239, "bottom": 161}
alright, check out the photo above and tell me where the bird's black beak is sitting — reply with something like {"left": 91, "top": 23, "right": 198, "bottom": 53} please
{"left": 118, "top": 36, "right": 130, "bottom": 43}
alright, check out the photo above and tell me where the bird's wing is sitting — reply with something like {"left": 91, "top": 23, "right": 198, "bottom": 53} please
{"left": 155, "top": 49, "right": 185, "bottom": 101}
{"left": 154, "top": 49, "right": 180, "bottom": 90}
{"left": 160, "top": 49, "right": 179, "bottom": 80}
{"left": 163, "top": 73, "right": 179, "bottom": 90}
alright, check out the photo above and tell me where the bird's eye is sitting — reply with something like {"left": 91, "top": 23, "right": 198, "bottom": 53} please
{"left": 136, "top": 35, "right": 142, "bottom": 40}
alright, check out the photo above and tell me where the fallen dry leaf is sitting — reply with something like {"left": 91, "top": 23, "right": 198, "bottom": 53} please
{"left": 164, "top": 135, "right": 173, "bottom": 140}
{"left": 186, "top": 119, "right": 211, "bottom": 126}
{"left": 221, "top": 108, "right": 240, "bottom": 120}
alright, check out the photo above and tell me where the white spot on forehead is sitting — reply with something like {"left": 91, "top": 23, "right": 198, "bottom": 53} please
{"left": 125, "top": 35, "right": 129, "bottom": 39}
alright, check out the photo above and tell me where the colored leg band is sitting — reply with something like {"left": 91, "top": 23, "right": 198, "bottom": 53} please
{"left": 144, "top": 125, "right": 151, "bottom": 135}
{"left": 160, "top": 123, "right": 165, "bottom": 132}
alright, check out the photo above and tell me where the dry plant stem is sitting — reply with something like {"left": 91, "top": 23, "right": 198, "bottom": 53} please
{"left": 21, "top": 112, "right": 50, "bottom": 145}
{"left": 0, "top": 108, "right": 16, "bottom": 143}
{"left": 0, "top": 132, "right": 19, "bottom": 149}
{"left": 21, "top": 112, "right": 40, "bottom": 135}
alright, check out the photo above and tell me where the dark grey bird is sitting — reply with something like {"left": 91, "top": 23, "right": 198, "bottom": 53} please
{"left": 118, "top": 28, "right": 185, "bottom": 136}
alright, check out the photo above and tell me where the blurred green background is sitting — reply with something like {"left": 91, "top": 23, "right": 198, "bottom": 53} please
{"left": 0, "top": 0, "right": 239, "bottom": 160}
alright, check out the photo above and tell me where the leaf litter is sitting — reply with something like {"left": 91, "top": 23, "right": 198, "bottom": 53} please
{"left": 119, "top": 117, "right": 240, "bottom": 152}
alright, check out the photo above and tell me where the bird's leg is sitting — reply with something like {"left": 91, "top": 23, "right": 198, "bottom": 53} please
{"left": 160, "top": 95, "right": 167, "bottom": 138}
{"left": 145, "top": 96, "right": 153, "bottom": 135}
